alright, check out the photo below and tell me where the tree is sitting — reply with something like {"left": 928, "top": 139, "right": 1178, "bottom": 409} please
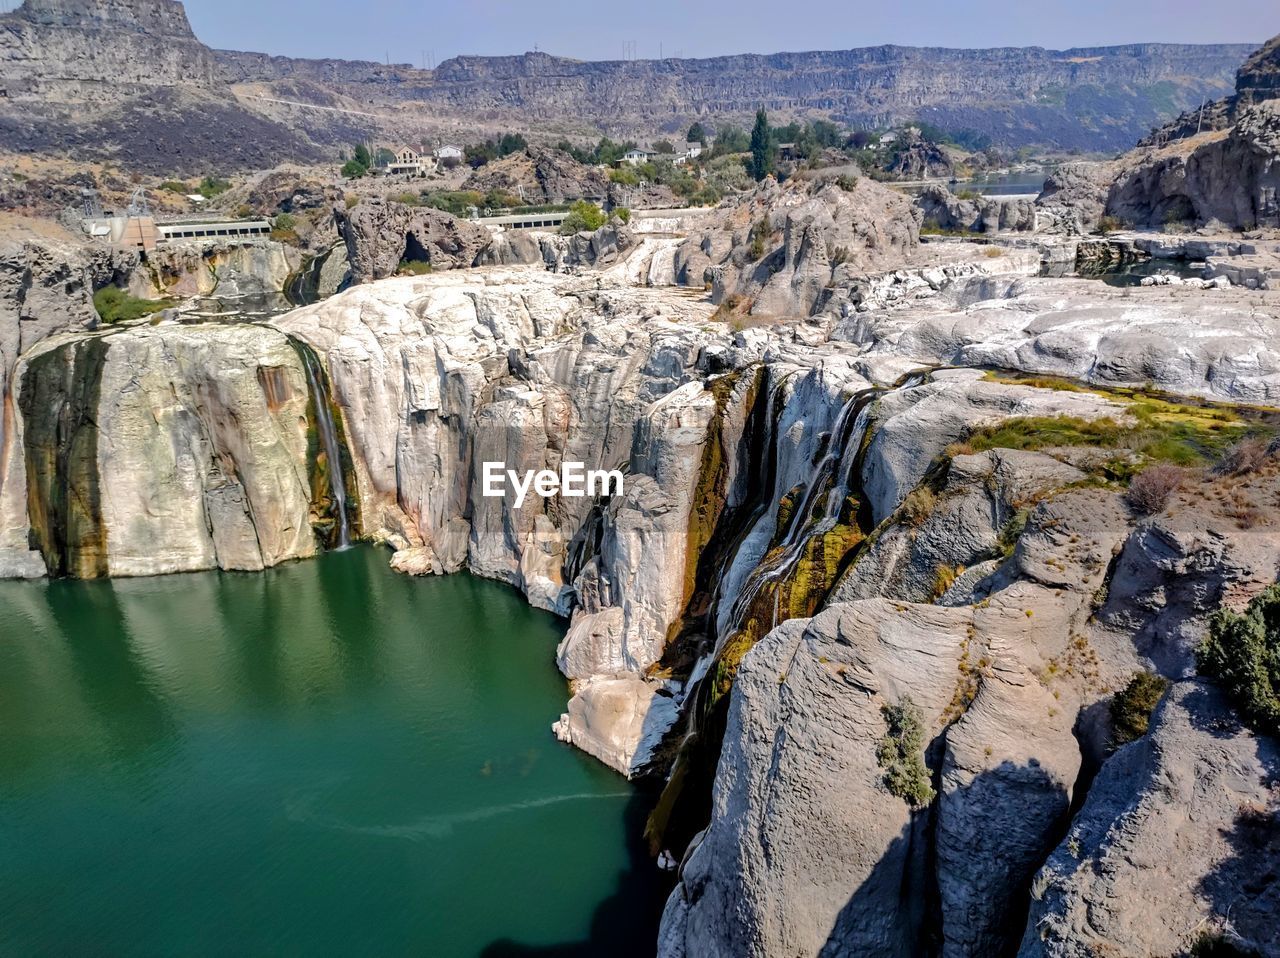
{"left": 340, "top": 159, "right": 367, "bottom": 179}
{"left": 497, "top": 133, "right": 528, "bottom": 157}
{"left": 749, "top": 107, "right": 774, "bottom": 182}
{"left": 654, "top": 139, "right": 675, "bottom": 154}
{"left": 374, "top": 147, "right": 396, "bottom": 167}
{"left": 1198, "top": 584, "right": 1280, "bottom": 736}
{"left": 687, "top": 121, "right": 708, "bottom": 146}
{"left": 712, "top": 124, "right": 749, "bottom": 155}
{"left": 353, "top": 143, "right": 372, "bottom": 169}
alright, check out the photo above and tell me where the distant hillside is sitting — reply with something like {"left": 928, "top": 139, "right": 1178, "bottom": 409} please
{"left": 0, "top": 0, "right": 1261, "bottom": 173}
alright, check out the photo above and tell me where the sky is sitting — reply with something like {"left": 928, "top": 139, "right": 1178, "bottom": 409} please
{"left": 183, "top": 0, "right": 1279, "bottom": 66}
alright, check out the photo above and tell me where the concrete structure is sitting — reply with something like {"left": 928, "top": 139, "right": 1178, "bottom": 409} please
{"left": 158, "top": 220, "right": 272, "bottom": 242}
{"left": 475, "top": 210, "right": 571, "bottom": 231}
{"left": 434, "top": 145, "right": 464, "bottom": 163}
{"left": 83, "top": 215, "right": 272, "bottom": 248}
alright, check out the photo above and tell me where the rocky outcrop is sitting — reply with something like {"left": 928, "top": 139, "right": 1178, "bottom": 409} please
{"left": 886, "top": 131, "right": 954, "bottom": 179}
{"left": 1020, "top": 681, "right": 1279, "bottom": 958}
{"left": 461, "top": 147, "right": 609, "bottom": 205}
{"left": 335, "top": 200, "right": 494, "bottom": 282}
{"left": 1103, "top": 33, "right": 1280, "bottom": 230}
{"left": 1034, "top": 162, "right": 1114, "bottom": 234}
{"left": 676, "top": 175, "right": 921, "bottom": 318}
{"left": 835, "top": 275, "right": 1280, "bottom": 403}
{"left": 1107, "top": 99, "right": 1280, "bottom": 230}
{"left": 4, "top": 323, "right": 348, "bottom": 578}
{"left": 0, "top": 0, "right": 220, "bottom": 97}
{"left": 917, "top": 184, "right": 1037, "bottom": 234}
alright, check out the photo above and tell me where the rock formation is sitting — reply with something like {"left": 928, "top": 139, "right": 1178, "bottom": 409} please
{"left": 674, "top": 174, "right": 921, "bottom": 318}
{"left": 1105, "top": 32, "right": 1280, "bottom": 230}
{"left": 335, "top": 201, "right": 494, "bottom": 282}
{"left": 2, "top": 169, "right": 1280, "bottom": 956}
{"left": 0, "top": 0, "right": 1256, "bottom": 172}
{"left": 460, "top": 147, "right": 609, "bottom": 205}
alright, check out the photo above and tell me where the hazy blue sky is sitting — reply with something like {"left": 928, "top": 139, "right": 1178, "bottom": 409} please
{"left": 183, "top": 0, "right": 1278, "bottom": 65}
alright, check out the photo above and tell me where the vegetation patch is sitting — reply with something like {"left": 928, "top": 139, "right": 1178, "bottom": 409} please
{"left": 877, "top": 697, "right": 935, "bottom": 807}
{"left": 93, "top": 286, "right": 174, "bottom": 324}
{"left": 558, "top": 199, "right": 608, "bottom": 235}
{"left": 1198, "top": 585, "right": 1280, "bottom": 737}
{"left": 1109, "top": 670, "right": 1169, "bottom": 747}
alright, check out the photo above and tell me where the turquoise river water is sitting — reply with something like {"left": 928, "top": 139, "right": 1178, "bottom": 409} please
{"left": 0, "top": 546, "right": 663, "bottom": 956}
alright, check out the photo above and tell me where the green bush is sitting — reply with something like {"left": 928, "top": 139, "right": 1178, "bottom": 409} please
{"left": 1198, "top": 585, "right": 1280, "bottom": 736}
{"left": 558, "top": 200, "right": 607, "bottom": 235}
{"left": 93, "top": 286, "right": 173, "bottom": 324}
{"left": 397, "top": 259, "right": 432, "bottom": 275}
{"left": 272, "top": 213, "right": 296, "bottom": 231}
{"left": 340, "top": 160, "right": 367, "bottom": 179}
{"left": 197, "top": 176, "right": 231, "bottom": 199}
{"left": 1110, "top": 671, "right": 1169, "bottom": 746}
{"left": 876, "top": 697, "right": 935, "bottom": 807}
{"left": 159, "top": 180, "right": 188, "bottom": 193}
{"left": 608, "top": 165, "right": 640, "bottom": 186}
{"left": 613, "top": 207, "right": 631, "bottom": 224}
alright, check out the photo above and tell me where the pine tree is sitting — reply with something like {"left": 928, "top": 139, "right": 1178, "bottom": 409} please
{"left": 749, "top": 107, "right": 774, "bottom": 182}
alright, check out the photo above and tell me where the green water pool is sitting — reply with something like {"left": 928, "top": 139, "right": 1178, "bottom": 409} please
{"left": 0, "top": 546, "right": 663, "bottom": 956}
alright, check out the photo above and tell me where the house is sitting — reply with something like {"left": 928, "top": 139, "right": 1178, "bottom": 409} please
{"left": 683, "top": 142, "right": 703, "bottom": 159}
{"left": 879, "top": 132, "right": 898, "bottom": 146}
{"left": 388, "top": 145, "right": 431, "bottom": 177}
{"left": 620, "top": 148, "right": 657, "bottom": 166}
{"left": 777, "top": 142, "right": 798, "bottom": 162}
{"left": 434, "top": 144, "right": 464, "bottom": 162}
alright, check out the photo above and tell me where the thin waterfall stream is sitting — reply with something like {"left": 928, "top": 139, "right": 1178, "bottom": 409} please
{"left": 299, "top": 345, "right": 350, "bottom": 549}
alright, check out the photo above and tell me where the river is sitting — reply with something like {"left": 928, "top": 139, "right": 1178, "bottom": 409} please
{"left": 0, "top": 546, "right": 663, "bottom": 956}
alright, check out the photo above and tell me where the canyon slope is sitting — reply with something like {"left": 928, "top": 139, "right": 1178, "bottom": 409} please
{"left": 0, "top": 0, "right": 1257, "bottom": 172}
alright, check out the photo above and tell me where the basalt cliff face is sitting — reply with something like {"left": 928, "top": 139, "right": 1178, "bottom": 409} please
{"left": 1105, "top": 32, "right": 1280, "bottom": 230}
{"left": 0, "top": 0, "right": 1256, "bottom": 171}
{"left": 415, "top": 45, "right": 1249, "bottom": 152}
{"left": 3, "top": 169, "right": 1280, "bottom": 955}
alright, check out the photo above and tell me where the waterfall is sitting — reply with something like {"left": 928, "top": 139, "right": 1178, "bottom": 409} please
{"left": 718, "top": 390, "right": 875, "bottom": 643}
{"left": 299, "top": 346, "right": 350, "bottom": 550}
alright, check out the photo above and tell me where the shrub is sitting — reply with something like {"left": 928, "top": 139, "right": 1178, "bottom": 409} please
{"left": 900, "top": 486, "right": 937, "bottom": 527}
{"left": 93, "top": 286, "right": 173, "bottom": 324}
{"left": 1097, "top": 215, "right": 1123, "bottom": 234}
{"left": 982, "top": 246, "right": 1004, "bottom": 258}
{"left": 876, "top": 697, "right": 935, "bottom": 807}
{"left": 340, "top": 160, "right": 367, "bottom": 179}
{"left": 1216, "top": 437, "right": 1274, "bottom": 476}
{"left": 1197, "top": 585, "right": 1280, "bottom": 736}
{"left": 272, "top": 213, "right": 296, "bottom": 231}
{"left": 197, "top": 176, "right": 231, "bottom": 199}
{"left": 397, "top": 259, "right": 432, "bottom": 275}
{"left": 1110, "top": 671, "right": 1168, "bottom": 746}
{"left": 558, "top": 200, "right": 607, "bottom": 235}
{"left": 748, "top": 217, "right": 771, "bottom": 260}
{"left": 1126, "top": 463, "right": 1185, "bottom": 515}
{"left": 612, "top": 206, "right": 631, "bottom": 224}
{"left": 159, "top": 180, "right": 187, "bottom": 193}
{"left": 835, "top": 173, "right": 859, "bottom": 192}
{"left": 608, "top": 165, "right": 640, "bottom": 186}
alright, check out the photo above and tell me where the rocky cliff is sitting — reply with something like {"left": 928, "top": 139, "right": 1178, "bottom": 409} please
{"left": 0, "top": 0, "right": 1258, "bottom": 172}
{"left": 1106, "top": 32, "right": 1280, "bottom": 230}
{"left": 417, "top": 44, "right": 1250, "bottom": 152}
{"left": 2, "top": 169, "right": 1280, "bottom": 955}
